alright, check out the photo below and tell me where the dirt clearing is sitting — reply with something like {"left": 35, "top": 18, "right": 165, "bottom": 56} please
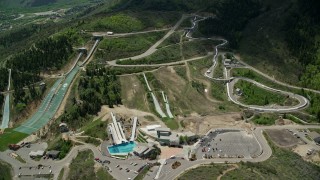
{"left": 181, "top": 112, "right": 248, "bottom": 135}
{"left": 93, "top": 105, "right": 165, "bottom": 127}
{"left": 120, "top": 75, "right": 151, "bottom": 112}
{"left": 266, "top": 129, "right": 302, "bottom": 147}
{"left": 153, "top": 66, "right": 217, "bottom": 116}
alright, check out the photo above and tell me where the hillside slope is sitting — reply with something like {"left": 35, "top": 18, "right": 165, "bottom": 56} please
{"left": 239, "top": 0, "right": 320, "bottom": 89}
{"left": 0, "top": 0, "right": 95, "bottom": 10}
{"left": 238, "top": 0, "right": 302, "bottom": 84}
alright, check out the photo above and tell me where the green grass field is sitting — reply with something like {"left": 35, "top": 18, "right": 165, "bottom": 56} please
{"left": 234, "top": 80, "right": 296, "bottom": 106}
{"left": 174, "top": 66, "right": 188, "bottom": 81}
{"left": 95, "top": 31, "right": 166, "bottom": 62}
{"left": 0, "top": 0, "right": 94, "bottom": 12}
{"left": 96, "top": 168, "right": 115, "bottom": 180}
{"left": 80, "top": 11, "right": 180, "bottom": 33}
{"left": 120, "top": 75, "right": 151, "bottom": 112}
{"left": 158, "top": 31, "right": 182, "bottom": 48}
{"left": 162, "top": 117, "right": 179, "bottom": 130}
{"left": 134, "top": 165, "right": 151, "bottom": 180}
{"left": 0, "top": 129, "right": 28, "bottom": 151}
{"left": 118, "top": 44, "right": 182, "bottom": 65}
{"left": 182, "top": 40, "right": 213, "bottom": 59}
{"left": 230, "top": 68, "right": 320, "bottom": 119}
{"left": 231, "top": 68, "right": 293, "bottom": 92}
{"left": 178, "top": 164, "right": 230, "bottom": 180}
{"left": 81, "top": 119, "right": 108, "bottom": 140}
{"left": 213, "top": 55, "right": 224, "bottom": 78}
{"left": 251, "top": 113, "right": 277, "bottom": 125}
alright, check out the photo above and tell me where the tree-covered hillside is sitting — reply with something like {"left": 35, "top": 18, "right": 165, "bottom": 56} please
{"left": 198, "top": 0, "right": 262, "bottom": 48}
{"left": 122, "top": 0, "right": 216, "bottom": 11}
{"left": 0, "top": 0, "right": 102, "bottom": 11}
{"left": 285, "top": 0, "right": 320, "bottom": 90}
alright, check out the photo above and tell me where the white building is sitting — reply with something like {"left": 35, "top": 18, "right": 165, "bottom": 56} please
{"left": 108, "top": 112, "right": 128, "bottom": 145}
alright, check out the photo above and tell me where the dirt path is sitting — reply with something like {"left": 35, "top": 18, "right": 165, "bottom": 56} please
{"left": 185, "top": 62, "right": 191, "bottom": 82}
{"left": 217, "top": 164, "right": 238, "bottom": 180}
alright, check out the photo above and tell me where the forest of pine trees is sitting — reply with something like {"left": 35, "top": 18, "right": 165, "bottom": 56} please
{"left": 61, "top": 66, "right": 121, "bottom": 128}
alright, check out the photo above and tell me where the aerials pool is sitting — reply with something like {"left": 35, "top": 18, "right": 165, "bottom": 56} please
{"left": 108, "top": 142, "right": 136, "bottom": 154}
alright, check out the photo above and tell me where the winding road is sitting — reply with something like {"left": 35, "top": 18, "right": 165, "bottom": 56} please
{"left": 184, "top": 15, "right": 310, "bottom": 113}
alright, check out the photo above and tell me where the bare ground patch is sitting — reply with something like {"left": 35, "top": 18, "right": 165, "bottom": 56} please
{"left": 93, "top": 105, "right": 165, "bottom": 127}
{"left": 120, "top": 75, "right": 151, "bottom": 112}
{"left": 180, "top": 112, "right": 249, "bottom": 135}
{"left": 266, "top": 129, "right": 302, "bottom": 147}
{"left": 153, "top": 66, "right": 217, "bottom": 116}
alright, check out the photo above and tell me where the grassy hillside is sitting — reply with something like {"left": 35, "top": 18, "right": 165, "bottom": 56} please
{"left": 0, "top": 0, "right": 96, "bottom": 11}
{"left": 0, "top": 160, "right": 12, "bottom": 180}
{"left": 238, "top": 0, "right": 303, "bottom": 84}
{"left": 123, "top": 0, "right": 216, "bottom": 12}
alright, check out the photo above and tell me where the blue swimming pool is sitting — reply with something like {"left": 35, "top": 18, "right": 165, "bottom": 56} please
{"left": 108, "top": 142, "right": 136, "bottom": 154}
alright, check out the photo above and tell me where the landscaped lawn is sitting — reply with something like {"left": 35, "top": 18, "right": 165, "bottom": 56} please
{"left": 178, "top": 163, "right": 230, "bottom": 180}
{"left": 0, "top": 129, "right": 28, "bottom": 151}
{"left": 162, "top": 118, "right": 179, "bottom": 130}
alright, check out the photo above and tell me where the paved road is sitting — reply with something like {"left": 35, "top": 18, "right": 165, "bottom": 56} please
{"left": 183, "top": 15, "right": 311, "bottom": 113}
{"left": 109, "top": 54, "right": 211, "bottom": 67}
{"left": 108, "top": 14, "right": 188, "bottom": 66}
{"left": 226, "top": 76, "right": 309, "bottom": 112}
{"left": 92, "top": 28, "right": 169, "bottom": 37}
{"left": 235, "top": 58, "right": 320, "bottom": 95}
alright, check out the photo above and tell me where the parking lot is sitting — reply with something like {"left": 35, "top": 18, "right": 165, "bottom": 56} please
{"left": 196, "top": 129, "right": 261, "bottom": 159}
{"left": 94, "top": 154, "right": 157, "bottom": 180}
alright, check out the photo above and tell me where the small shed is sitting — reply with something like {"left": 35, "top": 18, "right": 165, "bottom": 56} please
{"left": 47, "top": 150, "right": 60, "bottom": 159}
{"left": 59, "top": 123, "right": 69, "bottom": 133}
